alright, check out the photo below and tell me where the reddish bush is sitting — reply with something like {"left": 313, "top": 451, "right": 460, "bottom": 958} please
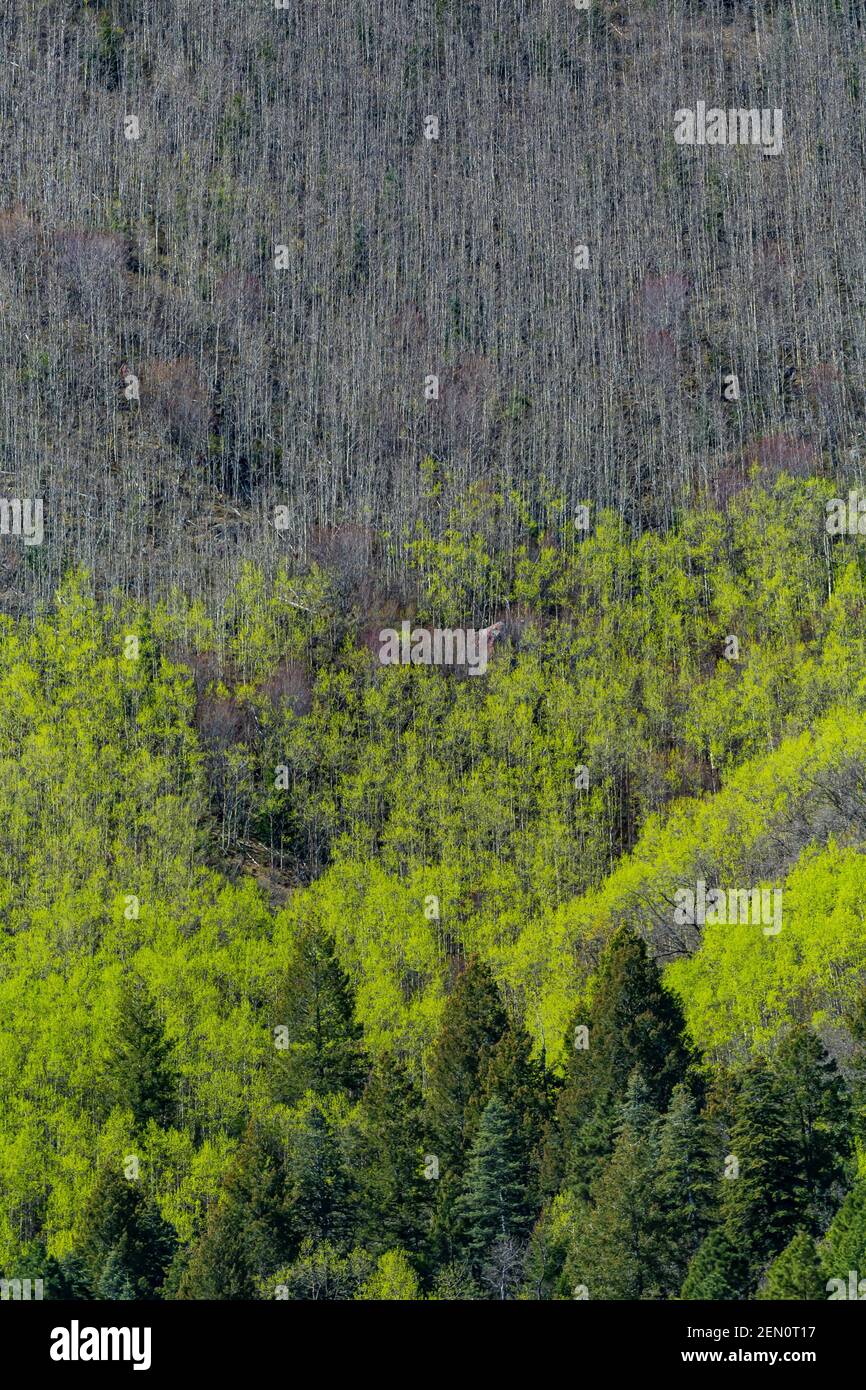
{"left": 641, "top": 272, "right": 689, "bottom": 331}
{"left": 194, "top": 692, "right": 255, "bottom": 749}
{"left": 308, "top": 523, "right": 376, "bottom": 595}
{"left": 0, "top": 209, "right": 37, "bottom": 268}
{"left": 53, "top": 229, "right": 132, "bottom": 293}
{"left": 753, "top": 432, "right": 820, "bottom": 478}
{"left": 260, "top": 659, "right": 313, "bottom": 717}
{"left": 215, "top": 271, "right": 264, "bottom": 321}
{"left": 140, "top": 358, "right": 211, "bottom": 451}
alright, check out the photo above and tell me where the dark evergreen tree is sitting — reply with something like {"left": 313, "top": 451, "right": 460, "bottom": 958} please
{"left": 96, "top": 1246, "right": 136, "bottom": 1299}
{"left": 355, "top": 1052, "right": 431, "bottom": 1258}
{"left": 5, "top": 1244, "right": 93, "bottom": 1301}
{"left": 771, "top": 1024, "right": 853, "bottom": 1229}
{"left": 76, "top": 1166, "right": 177, "bottom": 1299}
{"left": 270, "top": 927, "right": 366, "bottom": 1104}
{"left": 178, "top": 1123, "right": 289, "bottom": 1299}
{"left": 425, "top": 956, "right": 509, "bottom": 1177}
{"left": 820, "top": 1179, "right": 866, "bottom": 1290}
{"left": 286, "top": 1105, "right": 357, "bottom": 1250}
{"left": 43, "top": 1251, "right": 92, "bottom": 1300}
{"left": 178, "top": 1198, "right": 258, "bottom": 1300}
{"left": 681, "top": 1230, "right": 748, "bottom": 1301}
{"left": 424, "top": 957, "right": 509, "bottom": 1260}
{"left": 653, "top": 1082, "right": 719, "bottom": 1294}
{"left": 548, "top": 926, "right": 693, "bottom": 1200}
{"left": 106, "top": 979, "right": 177, "bottom": 1129}
{"left": 475, "top": 1022, "right": 552, "bottom": 1219}
{"left": 847, "top": 992, "right": 866, "bottom": 1152}
{"left": 565, "top": 1070, "right": 664, "bottom": 1300}
{"left": 159, "top": 1245, "right": 191, "bottom": 1302}
{"left": 454, "top": 1094, "right": 534, "bottom": 1282}
{"left": 757, "top": 1231, "right": 825, "bottom": 1300}
{"left": 722, "top": 1061, "right": 806, "bottom": 1283}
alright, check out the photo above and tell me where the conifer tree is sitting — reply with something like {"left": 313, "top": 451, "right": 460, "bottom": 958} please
{"left": 178, "top": 1123, "right": 289, "bottom": 1299}
{"left": 455, "top": 1094, "right": 534, "bottom": 1279}
{"left": 565, "top": 1070, "right": 663, "bottom": 1300}
{"left": 846, "top": 993, "right": 866, "bottom": 1151}
{"left": 722, "top": 1060, "right": 806, "bottom": 1282}
{"left": 550, "top": 926, "right": 692, "bottom": 1199}
{"left": 287, "top": 1105, "right": 357, "bottom": 1250}
{"left": 771, "top": 1024, "right": 852, "bottom": 1229}
{"left": 653, "top": 1082, "right": 719, "bottom": 1294}
{"left": 77, "top": 1166, "right": 177, "bottom": 1299}
{"left": 96, "top": 1246, "right": 136, "bottom": 1299}
{"left": 270, "top": 927, "right": 366, "bottom": 1104}
{"left": 43, "top": 1252, "right": 93, "bottom": 1300}
{"left": 355, "top": 1052, "right": 431, "bottom": 1257}
{"left": 819, "top": 1179, "right": 866, "bottom": 1288}
{"left": 757, "top": 1231, "right": 825, "bottom": 1300}
{"left": 425, "top": 956, "right": 509, "bottom": 1177}
{"left": 425, "top": 957, "right": 510, "bottom": 1259}
{"left": 107, "top": 979, "right": 177, "bottom": 1130}
{"left": 475, "top": 1022, "right": 551, "bottom": 1219}
{"left": 179, "top": 1196, "right": 259, "bottom": 1301}
{"left": 681, "top": 1230, "right": 748, "bottom": 1301}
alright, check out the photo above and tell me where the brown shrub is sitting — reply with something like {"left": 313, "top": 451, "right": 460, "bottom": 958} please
{"left": 53, "top": 229, "right": 132, "bottom": 294}
{"left": 260, "top": 659, "right": 313, "bottom": 717}
{"left": 140, "top": 357, "right": 211, "bottom": 452}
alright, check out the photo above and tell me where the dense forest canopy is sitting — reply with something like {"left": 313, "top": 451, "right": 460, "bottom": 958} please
{"left": 1, "top": 0, "right": 866, "bottom": 1302}
{"left": 2, "top": 473, "right": 866, "bottom": 1298}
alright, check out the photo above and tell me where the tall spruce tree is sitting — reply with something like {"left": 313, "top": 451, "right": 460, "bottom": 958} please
{"left": 847, "top": 993, "right": 866, "bottom": 1152}
{"left": 77, "top": 1166, "right": 177, "bottom": 1299}
{"left": 681, "top": 1230, "right": 748, "bottom": 1301}
{"left": 425, "top": 957, "right": 510, "bottom": 1259}
{"left": 455, "top": 1093, "right": 534, "bottom": 1283}
{"left": 819, "top": 1179, "right": 866, "bottom": 1290}
{"left": 565, "top": 1070, "right": 664, "bottom": 1300}
{"left": 474, "top": 1022, "right": 551, "bottom": 1220}
{"left": 287, "top": 1105, "right": 357, "bottom": 1250}
{"left": 42, "top": 1251, "right": 93, "bottom": 1300}
{"left": 96, "top": 1246, "right": 137, "bottom": 1299}
{"left": 355, "top": 1052, "right": 432, "bottom": 1258}
{"left": 653, "top": 1082, "right": 719, "bottom": 1294}
{"left": 179, "top": 1197, "right": 258, "bottom": 1300}
{"left": 425, "top": 957, "right": 509, "bottom": 1176}
{"left": 549, "top": 926, "right": 693, "bottom": 1200}
{"left": 757, "top": 1231, "right": 826, "bottom": 1300}
{"left": 270, "top": 926, "right": 366, "bottom": 1104}
{"left": 107, "top": 979, "right": 177, "bottom": 1129}
{"left": 179, "top": 1123, "right": 289, "bottom": 1299}
{"left": 722, "top": 1061, "right": 806, "bottom": 1284}
{"left": 771, "top": 1025, "right": 852, "bottom": 1230}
